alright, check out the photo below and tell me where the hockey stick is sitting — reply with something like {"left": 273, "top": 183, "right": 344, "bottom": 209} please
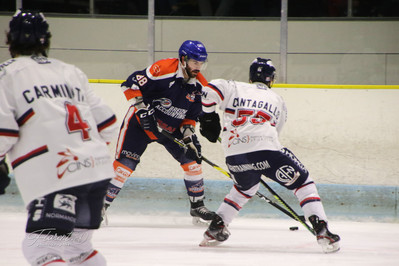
{"left": 200, "top": 154, "right": 300, "bottom": 222}
{"left": 259, "top": 179, "right": 315, "bottom": 235}
{"left": 215, "top": 137, "right": 315, "bottom": 235}
{"left": 202, "top": 156, "right": 315, "bottom": 235}
{"left": 205, "top": 153, "right": 315, "bottom": 235}
{"left": 159, "top": 129, "right": 312, "bottom": 231}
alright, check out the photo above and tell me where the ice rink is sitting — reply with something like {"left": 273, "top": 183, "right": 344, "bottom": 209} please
{"left": 1, "top": 212, "right": 398, "bottom": 266}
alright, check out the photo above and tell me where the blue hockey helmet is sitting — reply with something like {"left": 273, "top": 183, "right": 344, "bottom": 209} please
{"left": 7, "top": 10, "right": 51, "bottom": 57}
{"left": 249, "top": 57, "right": 276, "bottom": 87}
{"left": 178, "top": 40, "right": 208, "bottom": 62}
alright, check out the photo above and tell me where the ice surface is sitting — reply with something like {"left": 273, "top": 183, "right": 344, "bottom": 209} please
{"left": 1, "top": 212, "right": 398, "bottom": 266}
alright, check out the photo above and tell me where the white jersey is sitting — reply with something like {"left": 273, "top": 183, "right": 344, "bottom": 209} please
{"left": 0, "top": 56, "right": 118, "bottom": 206}
{"left": 202, "top": 79, "right": 287, "bottom": 157}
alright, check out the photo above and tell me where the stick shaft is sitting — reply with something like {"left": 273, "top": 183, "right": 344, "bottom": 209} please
{"left": 199, "top": 154, "right": 301, "bottom": 218}
{"left": 160, "top": 130, "right": 314, "bottom": 234}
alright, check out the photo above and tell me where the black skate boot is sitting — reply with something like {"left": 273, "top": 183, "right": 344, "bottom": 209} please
{"left": 0, "top": 160, "right": 10, "bottom": 195}
{"left": 0, "top": 175, "right": 10, "bottom": 195}
{"left": 199, "top": 215, "right": 230, "bottom": 246}
{"left": 309, "top": 215, "right": 340, "bottom": 253}
{"left": 190, "top": 200, "right": 216, "bottom": 221}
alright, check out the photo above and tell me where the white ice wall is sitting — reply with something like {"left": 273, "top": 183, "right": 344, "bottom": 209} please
{"left": 93, "top": 83, "right": 399, "bottom": 187}
{"left": 1, "top": 16, "right": 398, "bottom": 85}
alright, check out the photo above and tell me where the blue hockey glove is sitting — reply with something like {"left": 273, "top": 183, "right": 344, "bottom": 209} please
{"left": 182, "top": 134, "right": 202, "bottom": 164}
{"left": 199, "top": 112, "right": 221, "bottom": 143}
{"left": 135, "top": 105, "right": 158, "bottom": 134}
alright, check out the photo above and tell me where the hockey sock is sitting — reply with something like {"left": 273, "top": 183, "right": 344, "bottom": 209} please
{"left": 184, "top": 178, "right": 205, "bottom": 203}
{"left": 105, "top": 161, "right": 133, "bottom": 204}
{"left": 63, "top": 229, "right": 106, "bottom": 266}
{"left": 22, "top": 233, "right": 67, "bottom": 265}
{"left": 217, "top": 183, "right": 259, "bottom": 224}
{"left": 294, "top": 177, "right": 327, "bottom": 221}
{"left": 181, "top": 161, "right": 204, "bottom": 202}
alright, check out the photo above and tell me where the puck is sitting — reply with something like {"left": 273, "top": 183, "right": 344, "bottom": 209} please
{"left": 289, "top": 226, "right": 299, "bottom": 231}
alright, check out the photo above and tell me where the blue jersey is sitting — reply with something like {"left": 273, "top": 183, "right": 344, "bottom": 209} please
{"left": 121, "top": 58, "right": 208, "bottom": 134}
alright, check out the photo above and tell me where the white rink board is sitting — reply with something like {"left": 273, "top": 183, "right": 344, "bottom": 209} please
{"left": 91, "top": 83, "right": 399, "bottom": 187}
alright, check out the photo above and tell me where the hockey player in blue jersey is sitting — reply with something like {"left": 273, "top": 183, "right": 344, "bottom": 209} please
{"left": 104, "top": 40, "right": 217, "bottom": 223}
{"left": 199, "top": 58, "right": 340, "bottom": 253}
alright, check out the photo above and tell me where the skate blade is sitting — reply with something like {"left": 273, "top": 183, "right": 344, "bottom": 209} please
{"left": 318, "top": 239, "right": 340, "bottom": 253}
{"left": 199, "top": 237, "right": 223, "bottom": 247}
{"left": 192, "top": 217, "right": 210, "bottom": 227}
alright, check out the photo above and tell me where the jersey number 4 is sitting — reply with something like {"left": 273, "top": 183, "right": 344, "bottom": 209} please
{"left": 65, "top": 102, "right": 91, "bottom": 140}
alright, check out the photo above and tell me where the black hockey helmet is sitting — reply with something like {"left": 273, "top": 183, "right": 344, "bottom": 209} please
{"left": 7, "top": 10, "right": 51, "bottom": 57}
{"left": 249, "top": 57, "right": 276, "bottom": 87}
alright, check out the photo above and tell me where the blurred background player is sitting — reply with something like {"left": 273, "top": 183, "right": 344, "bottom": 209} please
{"left": 104, "top": 40, "right": 216, "bottom": 224}
{"left": 0, "top": 10, "right": 118, "bottom": 265}
{"left": 199, "top": 57, "right": 340, "bottom": 253}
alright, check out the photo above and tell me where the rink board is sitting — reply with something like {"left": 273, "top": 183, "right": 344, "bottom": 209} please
{"left": 2, "top": 176, "right": 398, "bottom": 222}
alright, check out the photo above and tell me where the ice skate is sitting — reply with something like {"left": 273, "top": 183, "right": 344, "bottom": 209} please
{"left": 191, "top": 216, "right": 211, "bottom": 226}
{"left": 0, "top": 175, "right": 10, "bottom": 195}
{"left": 199, "top": 215, "right": 230, "bottom": 247}
{"left": 190, "top": 200, "right": 217, "bottom": 224}
{"left": 0, "top": 160, "right": 10, "bottom": 195}
{"left": 309, "top": 215, "right": 340, "bottom": 253}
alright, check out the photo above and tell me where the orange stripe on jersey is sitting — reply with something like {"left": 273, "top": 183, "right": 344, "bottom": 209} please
{"left": 123, "top": 89, "right": 142, "bottom": 101}
{"left": 144, "top": 129, "right": 158, "bottom": 140}
{"left": 147, "top": 58, "right": 179, "bottom": 80}
{"left": 134, "top": 109, "right": 158, "bottom": 140}
{"left": 196, "top": 72, "right": 208, "bottom": 87}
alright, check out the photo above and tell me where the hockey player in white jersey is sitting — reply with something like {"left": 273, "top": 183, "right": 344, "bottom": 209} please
{"left": 199, "top": 58, "right": 340, "bottom": 253}
{"left": 0, "top": 10, "right": 118, "bottom": 265}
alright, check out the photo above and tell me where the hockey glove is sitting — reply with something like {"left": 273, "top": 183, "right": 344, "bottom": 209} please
{"left": 0, "top": 159, "right": 10, "bottom": 195}
{"left": 182, "top": 134, "right": 202, "bottom": 164}
{"left": 135, "top": 105, "right": 158, "bottom": 135}
{"left": 199, "top": 112, "right": 221, "bottom": 143}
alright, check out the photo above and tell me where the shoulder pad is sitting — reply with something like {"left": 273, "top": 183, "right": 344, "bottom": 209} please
{"left": 0, "top": 59, "right": 16, "bottom": 80}
{"left": 147, "top": 58, "right": 178, "bottom": 78}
